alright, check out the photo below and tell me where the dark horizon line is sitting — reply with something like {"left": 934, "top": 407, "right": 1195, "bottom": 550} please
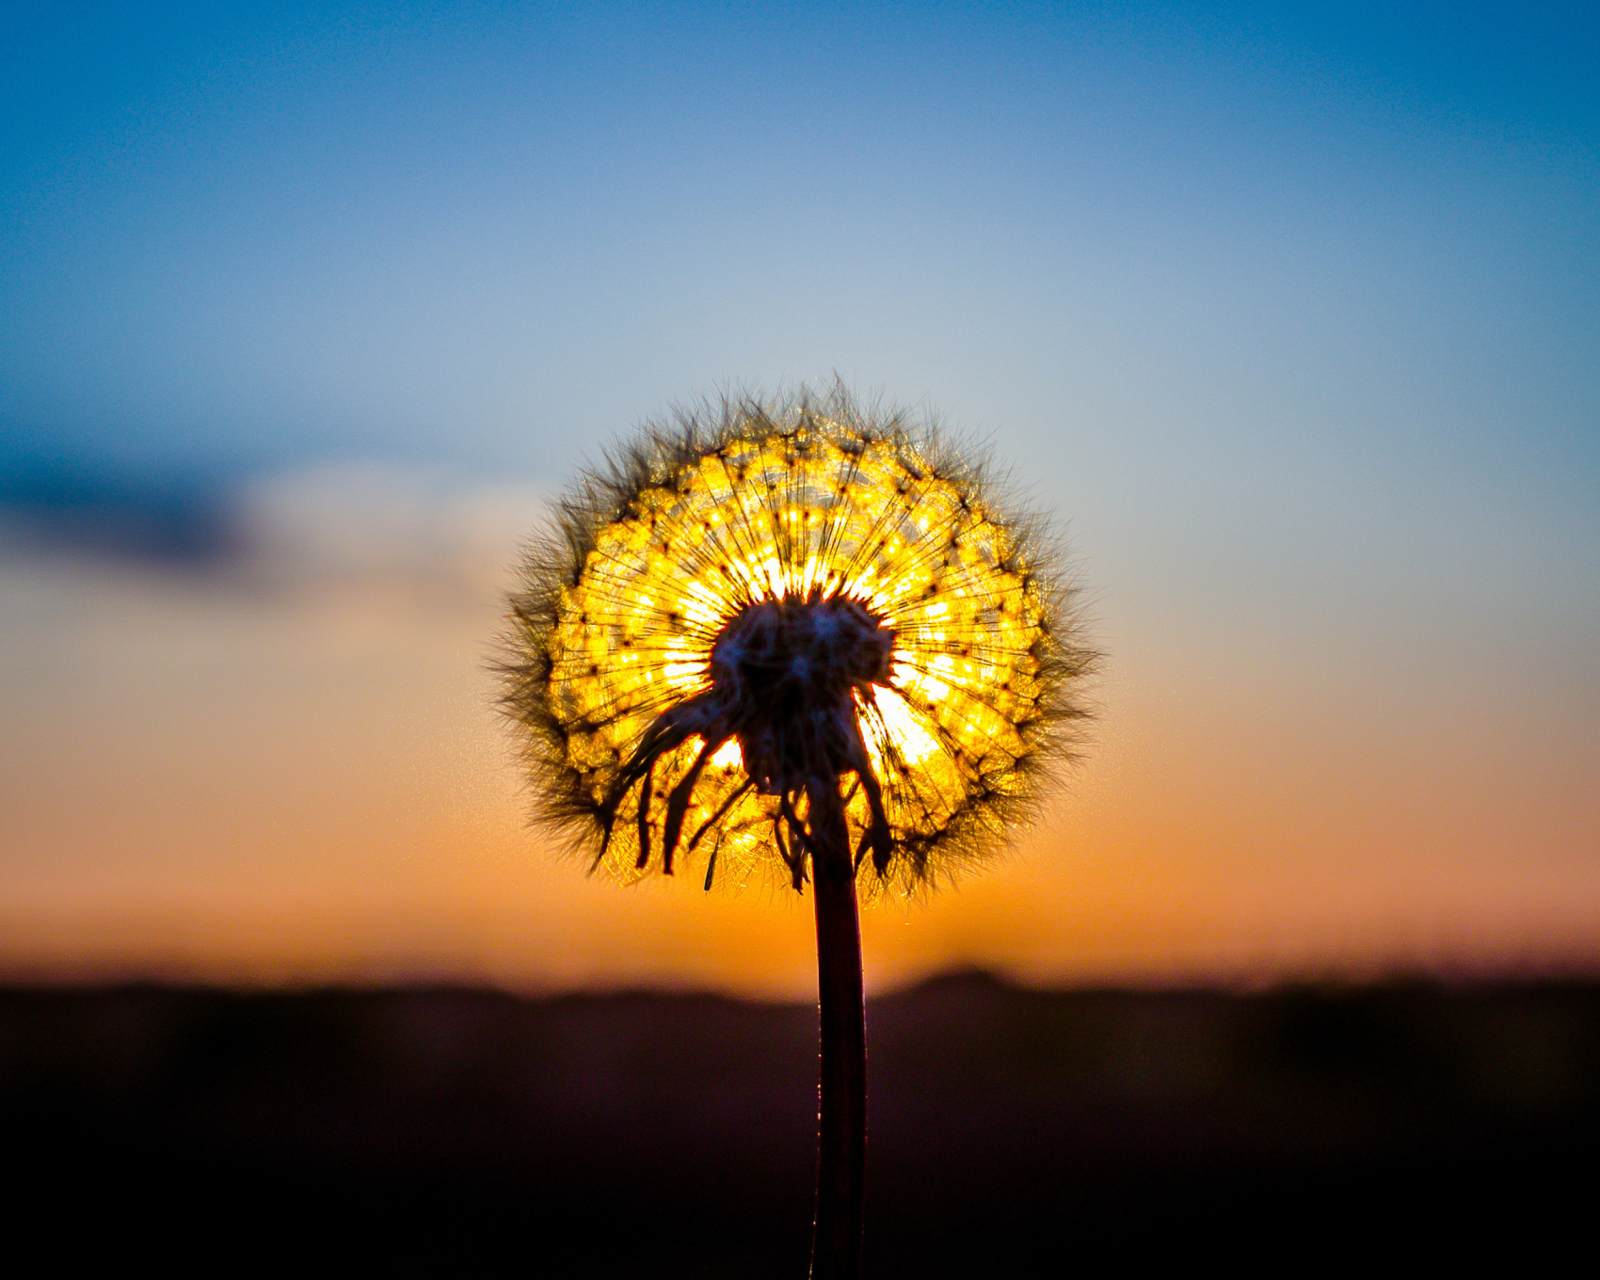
{"left": 6, "top": 962, "right": 1600, "bottom": 1003}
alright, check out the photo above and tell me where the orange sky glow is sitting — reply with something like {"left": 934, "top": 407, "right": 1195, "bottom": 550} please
{"left": 4, "top": 474, "right": 1594, "bottom": 997}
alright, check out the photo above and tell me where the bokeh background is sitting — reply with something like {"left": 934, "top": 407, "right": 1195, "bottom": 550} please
{"left": 4, "top": 0, "right": 1597, "bottom": 995}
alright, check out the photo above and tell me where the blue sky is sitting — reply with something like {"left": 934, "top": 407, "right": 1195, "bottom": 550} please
{"left": 6, "top": 1, "right": 1595, "bottom": 644}
{"left": 4, "top": 1, "right": 1594, "bottom": 478}
{"left": 1, "top": 2, "right": 1596, "bottom": 985}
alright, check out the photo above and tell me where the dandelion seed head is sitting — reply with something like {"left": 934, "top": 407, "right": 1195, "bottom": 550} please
{"left": 500, "top": 385, "right": 1094, "bottom": 895}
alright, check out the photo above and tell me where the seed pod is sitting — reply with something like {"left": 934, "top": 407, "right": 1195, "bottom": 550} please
{"left": 499, "top": 384, "right": 1095, "bottom": 896}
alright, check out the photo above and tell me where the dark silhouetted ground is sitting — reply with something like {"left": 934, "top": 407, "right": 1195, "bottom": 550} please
{"left": 3, "top": 972, "right": 1594, "bottom": 1273}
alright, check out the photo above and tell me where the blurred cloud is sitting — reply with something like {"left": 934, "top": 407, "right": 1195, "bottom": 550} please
{"left": 0, "top": 462, "right": 235, "bottom": 564}
{"left": 230, "top": 463, "right": 547, "bottom": 601}
{"left": 0, "top": 454, "right": 545, "bottom": 592}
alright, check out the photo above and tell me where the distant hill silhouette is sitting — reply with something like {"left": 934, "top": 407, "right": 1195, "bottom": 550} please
{"left": 3, "top": 972, "right": 1594, "bottom": 1273}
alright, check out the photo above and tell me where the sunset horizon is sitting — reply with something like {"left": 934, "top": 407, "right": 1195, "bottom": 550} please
{"left": 3, "top": 1, "right": 1596, "bottom": 997}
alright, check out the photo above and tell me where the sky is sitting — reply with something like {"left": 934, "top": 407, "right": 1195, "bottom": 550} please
{"left": 2, "top": 1, "right": 1597, "bottom": 995}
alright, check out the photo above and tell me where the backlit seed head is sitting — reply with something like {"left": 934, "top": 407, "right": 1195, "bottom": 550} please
{"left": 499, "top": 385, "right": 1095, "bottom": 896}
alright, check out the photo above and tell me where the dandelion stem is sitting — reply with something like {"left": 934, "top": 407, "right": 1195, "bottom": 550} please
{"left": 808, "top": 775, "right": 866, "bottom": 1280}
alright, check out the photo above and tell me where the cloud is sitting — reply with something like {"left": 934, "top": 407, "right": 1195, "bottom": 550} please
{"left": 229, "top": 463, "right": 548, "bottom": 603}
{"left": 0, "top": 457, "right": 549, "bottom": 606}
{"left": 0, "top": 461, "right": 235, "bottom": 565}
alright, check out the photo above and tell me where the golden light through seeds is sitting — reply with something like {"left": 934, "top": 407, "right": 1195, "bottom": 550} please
{"left": 502, "top": 388, "right": 1093, "bottom": 895}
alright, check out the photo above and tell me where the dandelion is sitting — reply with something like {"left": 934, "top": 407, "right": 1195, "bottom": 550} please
{"left": 501, "top": 385, "right": 1093, "bottom": 1278}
